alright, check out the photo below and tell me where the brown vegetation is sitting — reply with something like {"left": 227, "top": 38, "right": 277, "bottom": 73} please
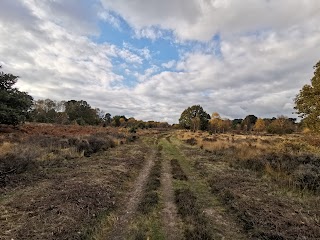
{"left": 0, "top": 123, "right": 147, "bottom": 239}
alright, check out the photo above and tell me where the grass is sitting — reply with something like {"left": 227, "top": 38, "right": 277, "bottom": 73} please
{"left": 129, "top": 141, "right": 165, "bottom": 240}
{"left": 0, "top": 123, "right": 147, "bottom": 240}
{"left": 137, "top": 157, "right": 161, "bottom": 214}
{"left": 170, "top": 159, "right": 188, "bottom": 181}
{"left": 160, "top": 137, "right": 215, "bottom": 239}
{"left": 175, "top": 130, "right": 320, "bottom": 240}
{"left": 175, "top": 188, "right": 212, "bottom": 240}
{"left": 129, "top": 213, "right": 165, "bottom": 240}
{"left": 1, "top": 127, "right": 319, "bottom": 239}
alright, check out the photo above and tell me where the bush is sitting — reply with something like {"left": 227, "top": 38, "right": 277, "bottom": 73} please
{"left": 293, "top": 164, "right": 320, "bottom": 192}
{"left": 0, "top": 146, "right": 38, "bottom": 187}
{"left": 234, "top": 152, "right": 320, "bottom": 192}
{"left": 74, "top": 137, "right": 115, "bottom": 157}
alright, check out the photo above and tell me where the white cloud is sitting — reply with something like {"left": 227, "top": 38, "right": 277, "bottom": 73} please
{"left": 98, "top": 10, "right": 122, "bottom": 30}
{"left": 162, "top": 60, "right": 176, "bottom": 69}
{"left": 100, "top": 0, "right": 320, "bottom": 41}
{"left": 134, "top": 27, "right": 164, "bottom": 41}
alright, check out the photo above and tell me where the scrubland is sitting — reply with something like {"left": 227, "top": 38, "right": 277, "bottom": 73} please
{"left": 176, "top": 130, "right": 320, "bottom": 239}
{"left": 0, "top": 123, "right": 145, "bottom": 239}
{"left": 0, "top": 124, "right": 319, "bottom": 239}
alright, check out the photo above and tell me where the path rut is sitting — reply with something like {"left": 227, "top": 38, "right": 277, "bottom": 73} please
{"left": 104, "top": 149, "right": 156, "bottom": 239}
{"left": 160, "top": 140, "right": 183, "bottom": 240}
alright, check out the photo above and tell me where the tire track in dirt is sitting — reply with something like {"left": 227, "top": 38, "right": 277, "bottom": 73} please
{"left": 173, "top": 138, "right": 249, "bottom": 240}
{"left": 160, "top": 136, "right": 183, "bottom": 240}
{"left": 104, "top": 148, "right": 156, "bottom": 239}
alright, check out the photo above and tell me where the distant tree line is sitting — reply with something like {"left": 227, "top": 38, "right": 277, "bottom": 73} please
{"left": 28, "top": 98, "right": 170, "bottom": 129}
{"left": 179, "top": 105, "right": 297, "bottom": 134}
{"left": 0, "top": 66, "right": 169, "bottom": 129}
{"left": 1, "top": 59, "right": 319, "bottom": 133}
{"left": 178, "top": 60, "right": 320, "bottom": 134}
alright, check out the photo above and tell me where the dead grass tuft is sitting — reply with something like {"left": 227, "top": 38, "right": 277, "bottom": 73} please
{"left": 171, "top": 159, "right": 188, "bottom": 181}
{"left": 175, "top": 188, "right": 213, "bottom": 240}
{"left": 208, "top": 171, "right": 320, "bottom": 240}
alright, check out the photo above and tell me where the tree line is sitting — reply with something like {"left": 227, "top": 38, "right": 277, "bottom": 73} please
{"left": 0, "top": 66, "right": 169, "bottom": 129}
{"left": 178, "top": 105, "right": 297, "bottom": 134}
{"left": 178, "top": 60, "right": 320, "bottom": 134}
{"left": 1, "top": 59, "right": 319, "bottom": 133}
{"left": 29, "top": 98, "right": 169, "bottom": 129}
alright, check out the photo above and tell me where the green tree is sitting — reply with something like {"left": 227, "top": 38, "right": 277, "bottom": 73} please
{"left": 295, "top": 60, "right": 320, "bottom": 132}
{"left": 64, "top": 100, "right": 100, "bottom": 125}
{"left": 0, "top": 67, "right": 33, "bottom": 125}
{"left": 232, "top": 118, "right": 243, "bottom": 130}
{"left": 179, "top": 105, "right": 210, "bottom": 131}
{"left": 112, "top": 115, "right": 127, "bottom": 127}
{"left": 29, "top": 99, "right": 58, "bottom": 123}
{"left": 242, "top": 115, "right": 258, "bottom": 131}
{"left": 104, "top": 113, "right": 112, "bottom": 126}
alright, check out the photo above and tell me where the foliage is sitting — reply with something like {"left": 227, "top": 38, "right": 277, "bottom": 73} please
{"left": 253, "top": 118, "right": 266, "bottom": 132}
{"left": 232, "top": 119, "right": 243, "bottom": 130}
{"left": 242, "top": 115, "right": 258, "bottom": 131}
{"left": 0, "top": 66, "right": 33, "bottom": 125}
{"left": 179, "top": 105, "right": 210, "bottom": 131}
{"left": 295, "top": 60, "right": 320, "bottom": 132}
{"left": 111, "top": 115, "right": 127, "bottom": 127}
{"left": 266, "top": 116, "right": 295, "bottom": 134}
{"left": 209, "top": 112, "right": 231, "bottom": 133}
{"left": 64, "top": 100, "right": 100, "bottom": 125}
{"left": 29, "top": 99, "right": 65, "bottom": 123}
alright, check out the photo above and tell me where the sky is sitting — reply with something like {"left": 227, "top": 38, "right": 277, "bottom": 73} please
{"left": 0, "top": 0, "right": 320, "bottom": 123}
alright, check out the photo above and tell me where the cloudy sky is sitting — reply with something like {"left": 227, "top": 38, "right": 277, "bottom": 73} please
{"left": 1, "top": 0, "right": 319, "bottom": 123}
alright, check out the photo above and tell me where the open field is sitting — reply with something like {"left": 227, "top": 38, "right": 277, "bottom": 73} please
{"left": 1, "top": 125, "right": 319, "bottom": 239}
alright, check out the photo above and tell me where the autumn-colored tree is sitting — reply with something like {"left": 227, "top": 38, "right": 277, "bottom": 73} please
{"left": 253, "top": 118, "right": 266, "bottom": 132}
{"left": 295, "top": 60, "right": 320, "bottom": 132}
{"left": 220, "top": 119, "right": 232, "bottom": 133}
{"left": 267, "top": 116, "right": 295, "bottom": 134}
{"left": 209, "top": 112, "right": 222, "bottom": 133}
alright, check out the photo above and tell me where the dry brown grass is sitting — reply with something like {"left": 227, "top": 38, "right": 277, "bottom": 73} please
{"left": 0, "top": 123, "right": 153, "bottom": 239}
{"left": 176, "top": 130, "right": 320, "bottom": 194}
{"left": 174, "top": 131, "right": 320, "bottom": 239}
{"left": 176, "top": 130, "right": 320, "bottom": 160}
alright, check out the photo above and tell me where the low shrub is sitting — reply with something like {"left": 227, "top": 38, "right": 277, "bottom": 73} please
{"left": 293, "top": 164, "right": 320, "bottom": 192}
{"left": 185, "top": 138, "right": 197, "bottom": 146}
{"left": 202, "top": 137, "right": 217, "bottom": 142}
{"left": 171, "top": 159, "right": 188, "bottom": 181}
{"left": 175, "top": 188, "right": 212, "bottom": 239}
{"left": 0, "top": 146, "right": 38, "bottom": 187}
{"left": 234, "top": 153, "right": 320, "bottom": 192}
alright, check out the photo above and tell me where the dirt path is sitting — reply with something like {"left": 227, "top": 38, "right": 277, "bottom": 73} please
{"left": 104, "top": 149, "right": 156, "bottom": 239}
{"left": 160, "top": 138, "right": 183, "bottom": 240}
{"left": 163, "top": 137, "right": 249, "bottom": 240}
